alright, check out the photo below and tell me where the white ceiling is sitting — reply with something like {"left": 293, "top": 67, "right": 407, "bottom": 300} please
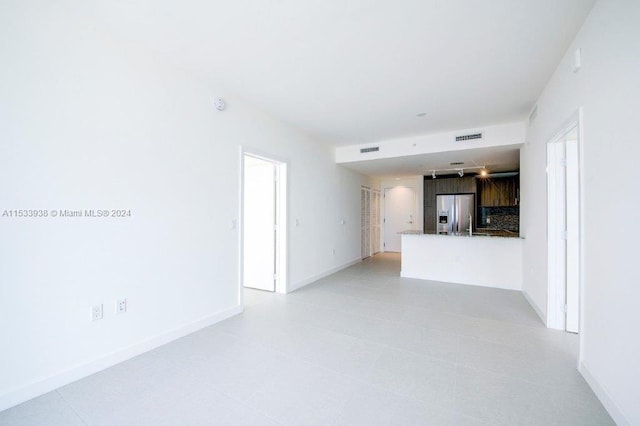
{"left": 342, "top": 146, "right": 521, "bottom": 179}
{"left": 80, "top": 0, "right": 595, "bottom": 146}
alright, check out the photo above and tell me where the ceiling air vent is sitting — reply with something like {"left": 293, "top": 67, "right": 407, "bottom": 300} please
{"left": 455, "top": 133, "right": 483, "bottom": 142}
{"left": 360, "top": 146, "right": 380, "bottom": 153}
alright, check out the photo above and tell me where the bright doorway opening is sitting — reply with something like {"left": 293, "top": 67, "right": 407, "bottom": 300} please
{"left": 241, "top": 153, "right": 287, "bottom": 296}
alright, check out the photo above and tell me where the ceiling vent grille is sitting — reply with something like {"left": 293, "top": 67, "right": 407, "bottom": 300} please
{"left": 455, "top": 133, "right": 483, "bottom": 142}
{"left": 360, "top": 147, "right": 380, "bottom": 153}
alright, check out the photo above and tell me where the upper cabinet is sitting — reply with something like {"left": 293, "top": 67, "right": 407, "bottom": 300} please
{"left": 478, "top": 175, "right": 519, "bottom": 206}
{"left": 423, "top": 176, "right": 477, "bottom": 233}
{"left": 430, "top": 176, "right": 476, "bottom": 196}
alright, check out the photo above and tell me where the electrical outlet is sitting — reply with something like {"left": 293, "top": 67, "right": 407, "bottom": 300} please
{"left": 486, "top": 217, "right": 491, "bottom": 224}
{"left": 91, "top": 304, "right": 103, "bottom": 321}
{"left": 116, "top": 298, "right": 127, "bottom": 314}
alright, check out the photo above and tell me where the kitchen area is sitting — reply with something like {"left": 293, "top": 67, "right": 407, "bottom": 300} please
{"left": 335, "top": 125, "right": 527, "bottom": 291}
{"left": 402, "top": 169, "right": 523, "bottom": 290}
{"left": 424, "top": 171, "right": 520, "bottom": 237}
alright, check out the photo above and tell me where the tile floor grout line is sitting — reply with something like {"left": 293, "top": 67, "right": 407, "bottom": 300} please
{"left": 54, "top": 389, "right": 89, "bottom": 426}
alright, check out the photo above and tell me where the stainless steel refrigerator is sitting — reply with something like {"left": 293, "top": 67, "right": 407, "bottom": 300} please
{"left": 436, "top": 194, "right": 474, "bottom": 235}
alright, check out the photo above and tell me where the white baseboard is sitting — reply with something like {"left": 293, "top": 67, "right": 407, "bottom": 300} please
{"left": 288, "top": 257, "right": 362, "bottom": 292}
{"left": 579, "top": 361, "right": 630, "bottom": 426}
{"left": 522, "top": 290, "right": 546, "bottom": 325}
{"left": 0, "top": 304, "right": 243, "bottom": 412}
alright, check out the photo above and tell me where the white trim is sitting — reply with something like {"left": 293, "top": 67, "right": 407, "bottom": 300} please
{"left": 522, "top": 290, "right": 546, "bottom": 325}
{"left": 579, "top": 362, "right": 631, "bottom": 426}
{"left": 576, "top": 107, "right": 586, "bottom": 368}
{"left": 238, "top": 147, "right": 245, "bottom": 308}
{"left": 0, "top": 305, "right": 243, "bottom": 412}
{"left": 288, "top": 257, "right": 362, "bottom": 293}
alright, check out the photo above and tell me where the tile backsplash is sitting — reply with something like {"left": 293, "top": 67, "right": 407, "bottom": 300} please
{"left": 480, "top": 206, "right": 519, "bottom": 231}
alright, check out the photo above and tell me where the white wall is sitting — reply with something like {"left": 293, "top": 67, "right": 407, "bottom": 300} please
{"left": 521, "top": 1, "right": 640, "bottom": 423}
{"left": 0, "top": 2, "right": 367, "bottom": 410}
{"left": 336, "top": 122, "right": 525, "bottom": 164}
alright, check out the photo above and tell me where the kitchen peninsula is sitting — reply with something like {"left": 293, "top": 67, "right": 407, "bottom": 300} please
{"left": 402, "top": 171, "right": 523, "bottom": 290}
{"left": 400, "top": 232, "right": 523, "bottom": 290}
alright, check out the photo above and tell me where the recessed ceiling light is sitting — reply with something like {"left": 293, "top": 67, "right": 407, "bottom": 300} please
{"left": 416, "top": 112, "right": 427, "bottom": 117}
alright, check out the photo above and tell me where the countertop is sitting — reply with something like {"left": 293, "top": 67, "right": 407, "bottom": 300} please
{"left": 399, "top": 229, "right": 522, "bottom": 238}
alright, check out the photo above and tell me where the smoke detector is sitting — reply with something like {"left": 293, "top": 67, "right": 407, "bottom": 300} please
{"left": 213, "top": 98, "right": 226, "bottom": 111}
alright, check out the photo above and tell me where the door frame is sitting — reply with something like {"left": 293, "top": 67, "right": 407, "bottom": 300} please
{"left": 546, "top": 108, "right": 585, "bottom": 363}
{"left": 239, "top": 147, "right": 288, "bottom": 306}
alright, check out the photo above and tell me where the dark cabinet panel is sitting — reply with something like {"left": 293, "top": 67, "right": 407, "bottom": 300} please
{"left": 424, "top": 177, "right": 436, "bottom": 232}
{"left": 424, "top": 180, "right": 435, "bottom": 207}
{"left": 458, "top": 177, "right": 477, "bottom": 194}
{"left": 432, "top": 176, "right": 475, "bottom": 195}
{"left": 424, "top": 207, "right": 436, "bottom": 234}
{"left": 435, "top": 178, "right": 454, "bottom": 194}
{"left": 423, "top": 176, "right": 477, "bottom": 232}
{"left": 478, "top": 175, "right": 519, "bottom": 206}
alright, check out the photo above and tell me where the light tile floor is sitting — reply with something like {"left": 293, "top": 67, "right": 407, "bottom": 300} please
{"left": 0, "top": 253, "right": 614, "bottom": 425}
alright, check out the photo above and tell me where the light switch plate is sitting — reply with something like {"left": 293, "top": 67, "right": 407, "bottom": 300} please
{"left": 91, "top": 304, "right": 103, "bottom": 321}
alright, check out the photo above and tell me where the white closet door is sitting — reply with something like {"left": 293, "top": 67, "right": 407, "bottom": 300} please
{"left": 361, "top": 187, "right": 371, "bottom": 258}
{"left": 372, "top": 190, "right": 381, "bottom": 254}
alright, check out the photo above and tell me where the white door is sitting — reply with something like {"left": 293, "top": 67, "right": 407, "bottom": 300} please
{"left": 243, "top": 155, "right": 276, "bottom": 291}
{"left": 547, "top": 125, "right": 580, "bottom": 333}
{"left": 383, "top": 186, "right": 415, "bottom": 252}
{"left": 361, "top": 187, "right": 371, "bottom": 258}
{"left": 372, "top": 190, "right": 381, "bottom": 254}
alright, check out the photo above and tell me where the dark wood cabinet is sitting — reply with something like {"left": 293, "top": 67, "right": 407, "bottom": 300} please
{"left": 424, "top": 180, "right": 435, "bottom": 207}
{"left": 431, "top": 176, "right": 476, "bottom": 195}
{"left": 477, "top": 175, "right": 519, "bottom": 207}
{"left": 424, "top": 173, "right": 520, "bottom": 232}
{"left": 423, "top": 176, "right": 476, "bottom": 233}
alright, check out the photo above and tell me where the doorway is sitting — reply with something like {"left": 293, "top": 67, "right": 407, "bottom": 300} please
{"left": 383, "top": 186, "right": 416, "bottom": 252}
{"left": 241, "top": 153, "right": 287, "bottom": 295}
{"left": 547, "top": 117, "right": 582, "bottom": 334}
